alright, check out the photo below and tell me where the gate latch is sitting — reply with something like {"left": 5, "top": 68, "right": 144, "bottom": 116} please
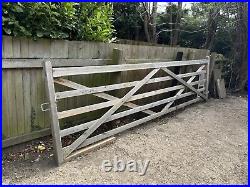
{"left": 41, "top": 103, "right": 50, "bottom": 112}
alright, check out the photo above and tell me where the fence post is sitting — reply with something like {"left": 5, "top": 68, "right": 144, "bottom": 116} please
{"left": 208, "top": 52, "right": 216, "bottom": 97}
{"left": 110, "top": 48, "right": 125, "bottom": 97}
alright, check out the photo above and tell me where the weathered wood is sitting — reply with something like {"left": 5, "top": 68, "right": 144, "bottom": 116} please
{"left": 2, "top": 70, "right": 10, "bottom": 139}
{"left": 63, "top": 69, "right": 159, "bottom": 158}
{"left": 54, "top": 78, "right": 155, "bottom": 116}
{"left": 162, "top": 65, "right": 205, "bottom": 111}
{"left": 22, "top": 70, "right": 32, "bottom": 133}
{"left": 55, "top": 71, "right": 206, "bottom": 99}
{"left": 2, "top": 59, "right": 111, "bottom": 69}
{"left": 60, "top": 89, "right": 204, "bottom": 137}
{"left": 57, "top": 79, "right": 204, "bottom": 119}
{"left": 65, "top": 137, "right": 116, "bottom": 162}
{"left": 162, "top": 67, "right": 207, "bottom": 100}
{"left": 58, "top": 99, "right": 118, "bottom": 119}
{"left": 76, "top": 97, "right": 202, "bottom": 149}
{"left": 128, "top": 80, "right": 204, "bottom": 102}
{"left": 3, "top": 36, "right": 13, "bottom": 58}
{"left": 2, "top": 128, "right": 51, "bottom": 148}
{"left": 216, "top": 79, "right": 226, "bottom": 99}
{"left": 125, "top": 58, "right": 172, "bottom": 63}
{"left": 205, "top": 57, "right": 210, "bottom": 98}
{"left": 7, "top": 70, "right": 18, "bottom": 137}
{"left": 2, "top": 36, "right": 209, "bottom": 59}
{"left": 14, "top": 70, "right": 25, "bottom": 135}
{"left": 2, "top": 35, "right": 210, "bottom": 149}
{"left": 53, "top": 59, "right": 208, "bottom": 77}
{"left": 43, "top": 61, "right": 63, "bottom": 165}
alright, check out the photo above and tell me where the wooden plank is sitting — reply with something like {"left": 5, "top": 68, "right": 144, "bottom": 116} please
{"left": 60, "top": 89, "right": 204, "bottom": 137}
{"left": 28, "top": 38, "right": 51, "bottom": 58}
{"left": 162, "top": 67, "right": 207, "bottom": 100}
{"left": 2, "top": 128, "right": 51, "bottom": 148}
{"left": 65, "top": 137, "right": 116, "bottom": 162}
{"left": 63, "top": 69, "right": 159, "bottom": 158}
{"left": 2, "top": 59, "right": 110, "bottom": 69}
{"left": 36, "top": 71, "right": 45, "bottom": 129}
{"left": 54, "top": 78, "right": 155, "bottom": 116}
{"left": 68, "top": 41, "right": 78, "bottom": 58}
{"left": 2, "top": 36, "right": 13, "bottom": 58}
{"left": 20, "top": 37, "right": 29, "bottom": 58}
{"left": 216, "top": 79, "right": 226, "bottom": 99}
{"left": 58, "top": 99, "right": 118, "bottom": 119}
{"left": 51, "top": 40, "right": 69, "bottom": 58}
{"left": 7, "top": 70, "right": 18, "bottom": 137}
{"left": 162, "top": 65, "right": 205, "bottom": 111}
{"left": 76, "top": 97, "right": 202, "bottom": 150}
{"left": 2, "top": 70, "right": 10, "bottom": 139}
{"left": 52, "top": 59, "right": 209, "bottom": 77}
{"left": 14, "top": 70, "right": 25, "bottom": 135}
{"left": 22, "top": 70, "right": 32, "bottom": 134}
{"left": 12, "top": 38, "right": 21, "bottom": 58}
{"left": 30, "top": 70, "right": 39, "bottom": 132}
{"left": 43, "top": 61, "right": 64, "bottom": 165}
{"left": 56, "top": 79, "right": 204, "bottom": 119}
{"left": 205, "top": 58, "right": 210, "bottom": 98}
{"left": 55, "top": 71, "right": 206, "bottom": 99}
{"left": 125, "top": 59, "right": 172, "bottom": 63}
{"left": 128, "top": 80, "right": 205, "bottom": 102}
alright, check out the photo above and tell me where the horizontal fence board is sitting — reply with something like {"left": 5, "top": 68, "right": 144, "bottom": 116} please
{"left": 53, "top": 59, "right": 209, "bottom": 77}
{"left": 2, "top": 59, "right": 111, "bottom": 69}
{"left": 2, "top": 128, "right": 51, "bottom": 148}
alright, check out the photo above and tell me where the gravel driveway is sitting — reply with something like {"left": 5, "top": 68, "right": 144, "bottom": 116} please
{"left": 2, "top": 96, "right": 248, "bottom": 184}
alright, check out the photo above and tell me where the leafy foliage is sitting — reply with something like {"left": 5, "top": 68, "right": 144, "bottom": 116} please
{"left": 113, "top": 3, "right": 143, "bottom": 40}
{"left": 2, "top": 2, "right": 114, "bottom": 42}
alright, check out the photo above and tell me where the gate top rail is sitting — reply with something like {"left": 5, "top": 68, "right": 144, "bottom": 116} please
{"left": 52, "top": 59, "right": 209, "bottom": 77}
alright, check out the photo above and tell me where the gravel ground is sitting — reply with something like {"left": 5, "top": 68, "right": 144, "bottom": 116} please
{"left": 2, "top": 96, "right": 248, "bottom": 184}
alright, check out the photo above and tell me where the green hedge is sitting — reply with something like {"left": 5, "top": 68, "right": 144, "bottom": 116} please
{"left": 2, "top": 2, "right": 114, "bottom": 42}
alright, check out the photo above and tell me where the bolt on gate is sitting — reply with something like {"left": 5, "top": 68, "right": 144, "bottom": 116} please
{"left": 43, "top": 57, "right": 210, "bottom": 165}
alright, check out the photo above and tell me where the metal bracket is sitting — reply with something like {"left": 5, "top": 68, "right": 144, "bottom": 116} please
{"left": 41, "top": 102, "right": 50, "bottom": 112}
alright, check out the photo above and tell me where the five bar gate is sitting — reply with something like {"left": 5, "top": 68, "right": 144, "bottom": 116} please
{"left": 44, "top": 58, "right": 209, "bottom": 165}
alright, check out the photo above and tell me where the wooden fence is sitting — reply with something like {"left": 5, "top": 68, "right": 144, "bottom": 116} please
{"left": 2, "top": 36, "right": 209, "bottom": 148}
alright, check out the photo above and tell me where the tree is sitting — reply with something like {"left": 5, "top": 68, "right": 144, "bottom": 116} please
{"left": 171, "top": 2, "right": 182, "bottom": 46}
{"left": 113, "top": 3, "right": 143, "bottom": 40}
{"left": 139, "top": 2, "right": 158, "bottom": 43}
{"left": 2, "top": 2, "right": 115, "bottom": 42}
{"left": 234, "top": 3, "right": 248, "bottom": 91}
{"left": 203, "top": 5, "right": 220, "bottom": 49}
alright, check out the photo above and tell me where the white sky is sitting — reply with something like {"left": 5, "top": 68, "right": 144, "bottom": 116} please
{"left": 157, "top": 2, "right": 193, "bottom": 13}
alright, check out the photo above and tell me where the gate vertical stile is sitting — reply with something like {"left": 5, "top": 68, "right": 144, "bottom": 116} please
{"left": 43, "top": 61, "right": 64, "bottom": 165}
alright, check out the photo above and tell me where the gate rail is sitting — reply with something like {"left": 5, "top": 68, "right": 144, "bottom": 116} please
{"left": 43, "top": 58, "right": 210, "bottom": 165}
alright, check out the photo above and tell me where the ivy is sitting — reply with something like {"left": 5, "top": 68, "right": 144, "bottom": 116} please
{"left": 2, "top": 2, "right": 115, "bottom": 42}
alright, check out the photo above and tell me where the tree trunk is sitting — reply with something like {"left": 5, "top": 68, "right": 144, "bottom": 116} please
{"left": 203, "top": 7, "right": 220, "bottom": 50}
{"left": 142, "top": 2, "right": 158, "bottom": 43}
{"left": 172, "top": 2, "right": 182, "bottom": 46}
{"left": 169, "top": 3, "right": 173, "bottom": 45}
{"left": 144, "top": 13, "right": 151, "bottom": 42}
{"left": 236, "top": 3, "right": 248, "bottom": 91}
{"left": 151, "top": 2, "right": 158, "bottom": 43}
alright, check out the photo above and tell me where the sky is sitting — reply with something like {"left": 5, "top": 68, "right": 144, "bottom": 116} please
{"left": 157, "top": 2, "right": 193, "bottom": 13}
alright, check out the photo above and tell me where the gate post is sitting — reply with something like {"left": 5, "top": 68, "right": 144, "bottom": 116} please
{"left": 43, "top": 61, "right": 64, "bottom": 165}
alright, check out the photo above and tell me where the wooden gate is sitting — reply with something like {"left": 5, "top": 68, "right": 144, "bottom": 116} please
{"left": 43, "top": 58, "right": 210, "bottom": 165}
